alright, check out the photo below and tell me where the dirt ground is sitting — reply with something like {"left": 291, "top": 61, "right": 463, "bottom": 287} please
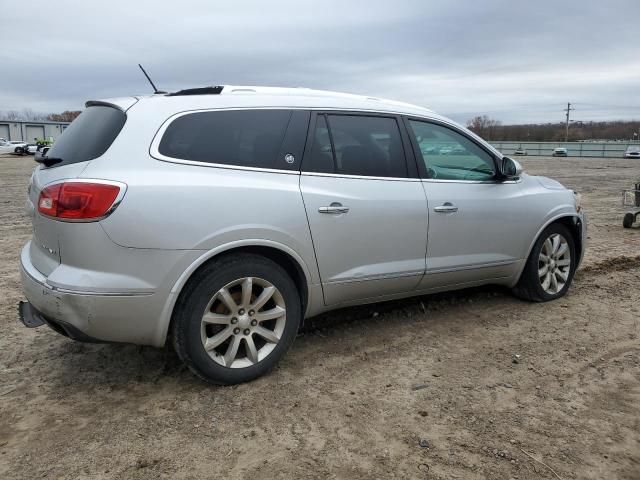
{"left": 0, "top": 154, "right": 639, "bottom": 480}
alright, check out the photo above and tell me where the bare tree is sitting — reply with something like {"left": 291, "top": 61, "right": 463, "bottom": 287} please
{"left": 47, "top": 111, "right": 81, "bottom": 122}
{"left": 21, "top": 108, "right": 37, "bottom": 120}
{"left": 467, "top": 115, "right": 502, "bottom": 140}
{"left": 3, "top": 110, "right": 22, "bottom": 121}
{"left": 1, "top": 109, "right": 81, "bottom": 123}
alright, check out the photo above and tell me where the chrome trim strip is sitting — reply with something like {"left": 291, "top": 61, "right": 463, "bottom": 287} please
{"left": 152, "top": 156, "right": 301, "bottom": 175}
{"left": 421, "top": 178, "right": 522, "bottom": 185}
{"left": 22, "top": 263, "right": 153, "bottom": 297}
{"left": 51, "top": 286, "right": 154, "bottom": 297}
{"left": 426, "top": 260, "right": 517, "bottom": 274}
{"left": 148, "top": 106, "right": 441, "bottom": 173}
{"left": 325, "top": 270, "right": 424, "bottom": 285}
{"left": 301, "top": 171, "right": 421, "bottom": 182}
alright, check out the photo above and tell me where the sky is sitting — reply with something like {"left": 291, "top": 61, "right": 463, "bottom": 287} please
{"left": 1, "top": 0, "right": 639, "bottom": 125}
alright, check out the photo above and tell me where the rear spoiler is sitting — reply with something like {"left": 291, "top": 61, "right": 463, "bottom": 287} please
{"left": 85, "top": 97, "right": 139, "bottom": 112}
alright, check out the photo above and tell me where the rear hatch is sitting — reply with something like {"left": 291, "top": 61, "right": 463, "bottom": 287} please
{"left": 27, "top": 101, "right": 131, "bottom": 276}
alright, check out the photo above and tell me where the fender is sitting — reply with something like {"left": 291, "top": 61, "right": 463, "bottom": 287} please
{"left": 513, "top": 211, "right": 583, "bottom": 283}
{"left": 151, "top": 238, "right": 316, "bottom": 347}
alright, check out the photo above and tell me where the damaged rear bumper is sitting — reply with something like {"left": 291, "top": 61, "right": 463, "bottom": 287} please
{"left": 19, "top": 242, "right": 160, "bottom": 345}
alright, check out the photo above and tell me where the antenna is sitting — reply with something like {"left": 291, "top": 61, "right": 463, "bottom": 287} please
{"left": 138, "top": 64, "right": 165, "bottom": 94}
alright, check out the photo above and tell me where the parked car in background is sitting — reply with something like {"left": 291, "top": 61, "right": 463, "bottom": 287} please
{"left": 623, "top": 145, "right": 640, "bottom": 159}
{"left": 26, "top": 144, "right": 39, "bottom": 155}
{"left": 514, "top": 147, "right": 527, "bottom": 156}
{"left": 18, "top": 86, "right": 586, "bottom": 384}
{"left": 28, "top": 143, "right": 54, "bottom": 156}
{"left": 552, "top": 147, "right": 568, "bottom": 157}
{"left": 0, "top": 139, "right": 28, "bottom": 155}
{"left": 451, "top": 145, "right": 468, "bottom": 155}
{"left": 420, "top": 144, "right": 437, "bottom": 155}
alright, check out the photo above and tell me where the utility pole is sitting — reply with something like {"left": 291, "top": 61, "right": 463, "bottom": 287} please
{"left": 563, "top": 102, "right": 574, "bottom": 142}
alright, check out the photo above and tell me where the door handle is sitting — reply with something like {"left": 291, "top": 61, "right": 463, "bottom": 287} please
{"left": 319, "top": 202, "right": 350, "bottom": 214}
{"left": 434, "top": 202, "right": 458, "bottom": 213}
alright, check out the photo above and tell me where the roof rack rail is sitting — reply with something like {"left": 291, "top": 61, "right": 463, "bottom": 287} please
{"left": 167, "top": 86, "right": 224, "bottom": 96}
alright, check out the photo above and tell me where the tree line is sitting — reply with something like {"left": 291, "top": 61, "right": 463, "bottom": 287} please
{"left": 467, "top": 115, "right": 640, "bottom": 142}
{"left": 1, "top": 109, "right": 82, "bottom": 122}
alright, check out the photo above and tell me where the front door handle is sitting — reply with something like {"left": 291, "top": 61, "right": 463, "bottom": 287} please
{"left": 434, "top": 202, "right": 458, "bottom": 213}
{"left": 319, "top": 202, "right": 350, "bottom": 214}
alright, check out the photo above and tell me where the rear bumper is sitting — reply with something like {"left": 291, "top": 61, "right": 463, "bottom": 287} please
{"left": 19, "top": 242, "right": 164, "bottom": 346}
{"left": 18, "top": 300, "right": 105, "bottom": 342}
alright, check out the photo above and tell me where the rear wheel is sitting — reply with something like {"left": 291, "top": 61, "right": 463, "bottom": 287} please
{"left": 623, "top": 212, "right": 635, "bottom": 228}
{"left": 172, "top": 254, "right": 301, "bottom": 384}
{"left": 513, "top": 223, "right": 576, "bottom": 302}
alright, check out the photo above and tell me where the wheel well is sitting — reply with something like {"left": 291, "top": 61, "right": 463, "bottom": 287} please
{"left": 170, "top": 245, "right": 309, "bottom": 334}
{"left": 229, "top": 246, "right": 309, "bottom": 314}
{"left": 553, "top": 216, "right": 583, "bottom": 261}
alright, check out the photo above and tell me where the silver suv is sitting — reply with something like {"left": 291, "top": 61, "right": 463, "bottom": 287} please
{"left": 19, "top": 86, "right": 586, "bottom": 384}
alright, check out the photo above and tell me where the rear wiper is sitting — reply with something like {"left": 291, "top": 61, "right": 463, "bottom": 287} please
{"left": 35, "top": 155, "right": 63, "bottom": 167}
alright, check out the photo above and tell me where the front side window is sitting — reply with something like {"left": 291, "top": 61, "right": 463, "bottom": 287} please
{"left": 304, "top": 114, "right": 408, "bottom": 178}
{"left": 158, "top": 109, "right": 297, "bottom": 170}
{"left": 408, "top": 120, "right": 496, "bottom": 181}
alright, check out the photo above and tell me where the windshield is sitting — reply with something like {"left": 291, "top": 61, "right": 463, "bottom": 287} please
{"left": 46, "top": 106, "right": 126, "bottom": 167}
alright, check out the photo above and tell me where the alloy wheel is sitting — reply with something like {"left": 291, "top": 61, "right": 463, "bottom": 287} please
{"left": 200, "top": 277, "right": 286, "bottom": 368}
{"left": 538, "top": 233, "right": 571, "bottom": 295}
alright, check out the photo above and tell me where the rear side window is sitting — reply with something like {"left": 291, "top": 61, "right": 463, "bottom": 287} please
{"left": 304, "top": 114, "right": 408, "bottom": 178}
{"left": 158, "top": 109, "right": 307, "bottom": 170}
{"left": 46, "top": 106, "right": 126, "bottom": 166}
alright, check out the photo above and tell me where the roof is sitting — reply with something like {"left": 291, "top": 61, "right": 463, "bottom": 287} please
{"left": 87, "top": 85, "right": 503, "bottom": 158}
{"left": 93, "top": 85, "right": 438, "bottom": 119}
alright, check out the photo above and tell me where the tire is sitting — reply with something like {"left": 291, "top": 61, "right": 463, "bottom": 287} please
{"left": 14, "top": 147, "right": 23, "bottom": 154}
{"left": 513, "top": 223, "right": 576, "bottom": 302}
{"left": 172, "top": 253, "right": 301, "bottom": 385}
{"left": 623, "top": 213, "right": 635, "bottom": 229}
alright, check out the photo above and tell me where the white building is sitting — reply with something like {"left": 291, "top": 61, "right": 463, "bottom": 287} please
{"left": 0, "top": 119, "right": 71, "bottom": 142}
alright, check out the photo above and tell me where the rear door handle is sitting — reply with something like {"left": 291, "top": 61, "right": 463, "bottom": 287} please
{"left": 434, "top": 202, "right": 458, "bottom": 213}
{"left": 319, "top": 202, "right": 350, "bottom": 214}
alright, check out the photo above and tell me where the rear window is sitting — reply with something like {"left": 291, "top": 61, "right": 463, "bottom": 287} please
{"left": 46, "top": 106, "right": 126, "bottom": 166}
{"left": 158, "top": 109, "right": 304, "bottom": 170}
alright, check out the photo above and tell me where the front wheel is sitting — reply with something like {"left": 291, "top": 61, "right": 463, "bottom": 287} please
{"left": 513, "top": 223, "right": 576, "bottom": 302}
{"left": 172, "top": 253, "right": 301, "bottom": 384}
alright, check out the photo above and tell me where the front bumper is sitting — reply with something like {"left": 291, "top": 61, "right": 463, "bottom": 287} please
{"left": 578, "top": 211, "right": 587, "bottom": 267}
{"left": 19, "top": 242, "right": 162, "bottom": 345}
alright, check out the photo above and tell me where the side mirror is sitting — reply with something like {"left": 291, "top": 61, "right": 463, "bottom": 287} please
{"left": 500, "top": 156, "right": 523, "bottom": 179}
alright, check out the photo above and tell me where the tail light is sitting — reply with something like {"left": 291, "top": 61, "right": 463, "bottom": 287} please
{"left": 38, "top": 180, "right": 125, "bottom": 221}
